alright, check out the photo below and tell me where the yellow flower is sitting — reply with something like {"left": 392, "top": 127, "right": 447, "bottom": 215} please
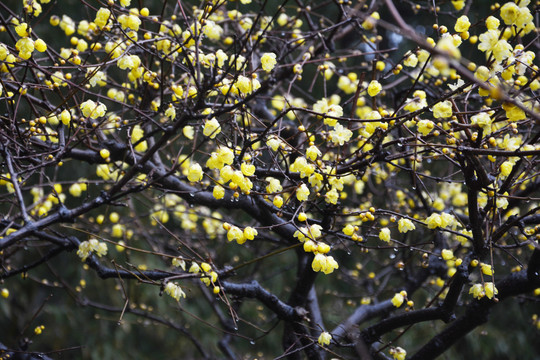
{"left": 390, "top": 347, "right": 407, "bottom": 360}
{"left": 432, "top": 100, "right": 452, "bottom": 118}
{"left": 118, "top": 54, "right": 141, "bottom": 70}
{"left": 15, "top": 37, "right": 34, "bottom": 58}
{"left": 417, "top": 120, "right": 434, "bottom": 136}
{"left": 131, "top": 125, "right": 148, "bottom": 152}
{"left": 77, "top": 239, "right": 108, "bottom": 261}
{"left": 60, "top": 109, "right": 71, "bottom": 126}
{"left": 454, "top": 15, "right": 470, "bottom": 32}
{"left": 183, "top": 126, "right": 194, "bottom": 140}
{"left": 343, "top": 224, "right": 355, "bottom": 236}
{"left": 273, "top": 195, "right": 283, "bottom": 208}
{"left": 425, "top": 213, "right": 443, "bottom": 229}
{"left": 296, "top": 183, "right": 310, "bottom": 201}
{"left": 165, "top": 106, "right": 176, "bottom": 120}
{"left": 95, "top": 8, "right": 111, "bottom": 29}
{"left": 187, "top": 163, "right": 203, "bottom": 182}
{"left": 213, "top": 185, "right": 225, "bottom": 199}
{"left": 492, "top": 40, "right": 512, "bottom": 63}
{"left": 266, "top": 177, "right": 282, "bottom": 193}
{"left": 485, "top": 16, "right": 500, "bottom": 30}
{"left": 15, "top": 23, "right": 30, "bottom": 37}
{"left": 441, "top": 249, "right": 454, "bottom": 261}
{"left": 227, "top": 225, "right": 245, "bottom": 244}
{"left": 403, "top": 52, "right": 418, "bottom": 67}
{"left": 329, "top": 123, "right": 352, "bottom": 146}
{"left": 436, "top": 35, "right": 461, "bottom": 59}
{"left": 203, "top": 20, "right": 223, "bottom": 40}
{"left": 118, "top": 14, "right": 141, "bottom": 31}
{"left": 391, "top": 292, "right": 404, "bottom": 307}
{"left": 379, "top": 227, "right": 391, "bottom": 242}
{"left": 469, "top": 283, "right": 484, "bottom": 299}
{"left": 397, "top": 218, "right": 415, "bottom": 233}
{"left": 311, "top": 254, "right": 338, "bottom": 274}
{"left": 325, "top": 188, "right": 339, "bottom": 205}
{"left": 203, "top": 118, "right": 221, "bottom": 138}
{"left": 313, "top": 98, "right": 343, "bottom": 126}
{"left": 317, "top": 332, "right": 332, "bottom": 346}
{"left": 243, "top": 226, "right": 258, "bottom": 240}
{"left": 484, "top": 282, "right": 498, "bottom": 299}
{"left": 404, "top": 90, "right": 427, "bottom": 112}
{"left": 240, "top": 162, "right": 256, "bottom": 176}
{"left": 189, "top": 262, "right": 200, "bottom": 273}
{"left": 471, "top": 112, "right": 492, "bottom": 131}
{"left": 500, "top": 2, "right": 520, "bottom": 25}
{"left": 478, "top": 30, "right": 500, "bottom": 52}
{"left": 164, "top": 282, "right": 186, "bottom": 301}
{"left": 172, "top": 257, "right": 186, "bottom": 270}
{"left": 34, "top": 39, "right": 47, "bottom": 52}
{"left": 367, "top": 80, "right": 382, "bottom": 97}
{"left": 306, "top": 145, "right": 321, "bottom": 161}
{"left": 451, "top": 0, "right": 465, "bottom": 11}
{"left": 80, "top": 100, "right": 107, "bottom": 119}
{"left": 500, "top": 161, "right": 513, "bottom": 177}
{"left": 261, "top": 52, "right": 277, "bottom": 72}
{"left": 236, "top": 75, "right": 260, "bottom": 95}
{"left": 481, "top": 263, "right": 493, "bottom": 276}
{"left": 501, "top": 103, "right": 526, "bottom": 122}
{"left": 216, "top": 49, "right": 228, "bottom": 67}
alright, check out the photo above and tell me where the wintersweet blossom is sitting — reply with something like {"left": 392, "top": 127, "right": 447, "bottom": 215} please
{"left": 131, "top": 125, "right": 148, "bottom": 152}
{"left": 94, "top": 8, "right": 111, "bottom": 29}
{"left": 213, "top": 185, "right": 225, "bottom": 199}
{"left": 164, "top": 282, "right": 186, "bottom": 301}
{"left": 329, "top": 123, "right": 352, "bottom": 146}
{"left": 77, "top": 239, "right": 108, "bottom": 261}
{"left": 367, "top": 80, "right": 382, "bottom": 97}
{"left": 417, "top": 120, "right": 434, "bottom": 136}
{"left": 296, "top": 183, "right": 310, "bottom": 201}
{"left": 500, "top": 2, "right": 520, "bottom": 25}
{"left": 478, "top": 30, "right": 500, "bottom": 52}
{"left": 397, "top": 218, "right": 415, "bottom": 233}
{"left": 313, "top": 98, "right": 343, "bottom": 126}
{"left": 390, "top": 347, "right": 407, "bottom": 360}
{"left": 227, "top": 225, "right": 245, "bottom": 244}
{"left": 187, "top": 163, "right": 203, "bottom": 182}
{"left": 261, "top": 52, "right": 277, "bottom": 72}
{"left": 203, "top": 118, "right": 221, "bottom": 138}
{"left": 243, "top": 226, "right": 258, "bottom": 240}
{"left": 432, "top": 100, "right": 452, "bottom": 118}
{"left": 325, "top": 188, "right": 339, "bottom": 205}
{"left": 379, "top": 227, "right": 391, "bottom": 242}
{"left": 342, "top": 224, "right": 355, "bottom": 236}
{"left": 469, "top": 282, "right": 498, "bottom": 299}
{"left": 312, "top": 253, "right": 339, "bottom": 274}
{"left": 60, "top": 109, "right": 71, "bottom": 126}
{"left": 317, "top": 332, "right": 332, "bottom": 346}
{"left": 306, "top": 145, "right": 321, "bottom": 161}
{"left": 172, "top": 257, "right": 186, "bottom": 270}
{"left": 500, "top": 161, "right": 513, "bottom": 177}
{"left": 391, "top": 292, "right": 405, "bottom": 307}
{"left": 80, "top": 100, "right": 107, "bottom": 119}
{"left": 441, "top": 249, "right": 454, "bottom": 261}
{"left": 454, "top": 15, "right": 471, "bottom": 32}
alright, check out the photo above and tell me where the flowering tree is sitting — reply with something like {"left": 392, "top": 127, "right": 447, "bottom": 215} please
{"left": 1, "top": 0, "right": 539, "bottom": 358}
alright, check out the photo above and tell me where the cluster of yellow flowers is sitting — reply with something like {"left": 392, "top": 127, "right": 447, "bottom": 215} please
{"left": 223, "top": 222, "right": 258, "bottom": 245}
{"left": 77, "top": 239, "right": 108, "bottom": 261}
{"left": 293, "top": 224, "right": 339, "bottom": 274}
{"left": 469, "top": 282, "right": 499, "bottom": 300}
